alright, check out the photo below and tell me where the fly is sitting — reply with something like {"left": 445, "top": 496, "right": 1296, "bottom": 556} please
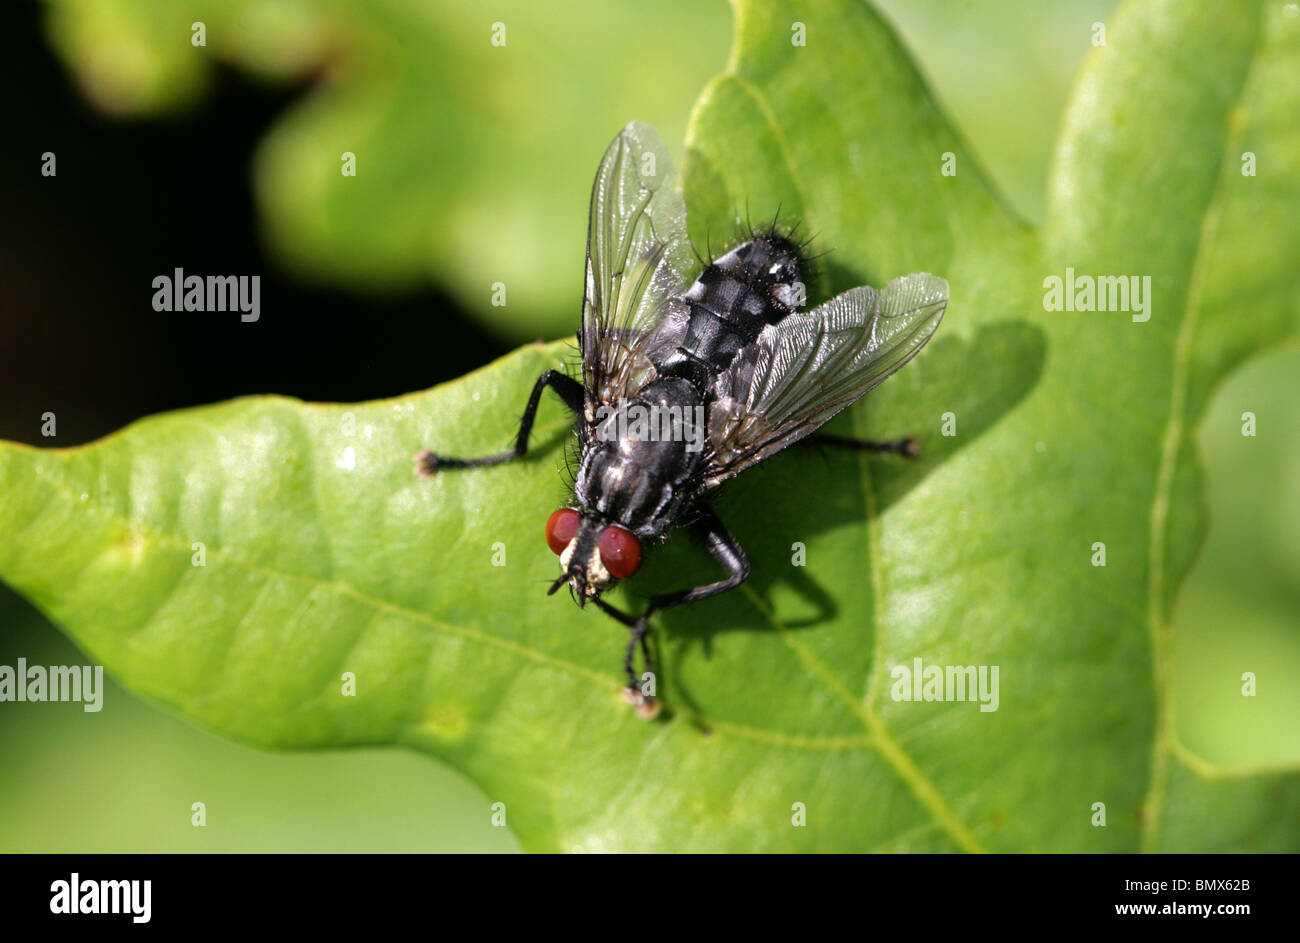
{"left": 415, "top": 122, "right": 948, "bottom": 718}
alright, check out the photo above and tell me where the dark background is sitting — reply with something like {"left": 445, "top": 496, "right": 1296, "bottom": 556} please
{"left": 0, "top": 0, "right": 509, "bottom": 449}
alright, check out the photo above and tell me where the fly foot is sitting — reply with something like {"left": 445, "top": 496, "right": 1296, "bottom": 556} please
{"left": 413, "top": 450, "right": 440, "bottom": 478}
{"left": 622, "top": 684, "right": 662, "bottom": 720}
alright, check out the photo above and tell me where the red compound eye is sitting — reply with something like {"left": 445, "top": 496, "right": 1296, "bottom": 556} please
{"left": 545, "top": 508, "right": 581, "bottom": 555}
{"left": 598, "top": 525, "right": 643, "bottom": 580}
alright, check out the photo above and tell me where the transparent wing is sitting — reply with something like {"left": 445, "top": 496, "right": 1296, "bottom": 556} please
{"left": 702, "top": 272, "right": 948, "bottom": 487}
{"left": 580, "top": 122, "right": 695, "bottom": 417}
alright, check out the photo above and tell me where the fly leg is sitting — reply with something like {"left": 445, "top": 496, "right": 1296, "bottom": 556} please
{"left": 808, "top": 432, "right": 920, "bottom": 458}
{"left": 589, "top": 597, "right": 658, "bottom": 716}
{"left": 413, "top": 369, "right": 584, "bottom": 475}
{"left": 625, "top": 619, "right": 655, "bottom": 705}
{"left": 592, "top": 507, "right": 749, "bottom": 719}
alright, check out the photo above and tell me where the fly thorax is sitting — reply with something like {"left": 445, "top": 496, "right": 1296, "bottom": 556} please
{"left": 576, "top": 448, "right": 673, "bottom": 533}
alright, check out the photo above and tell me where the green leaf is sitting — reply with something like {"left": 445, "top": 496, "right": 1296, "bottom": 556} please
{"left": 8, "top": 0, "right": 1298, "bottom": 851}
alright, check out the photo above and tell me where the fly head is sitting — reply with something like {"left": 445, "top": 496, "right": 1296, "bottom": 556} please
{"left": 544, "top": 507, "right": 643, "bottom": 605}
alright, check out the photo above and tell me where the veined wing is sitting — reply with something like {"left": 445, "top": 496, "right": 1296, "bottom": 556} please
{"left": 580, "top": 122, "right": 694, "bottom": 419}
{"left": 702, "top": 273, "right": 948, "bottom": 488}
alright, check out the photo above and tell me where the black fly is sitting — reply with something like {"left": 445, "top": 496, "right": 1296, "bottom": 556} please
{"left": 415, "top": 122, "right": 947, "bottom": 718}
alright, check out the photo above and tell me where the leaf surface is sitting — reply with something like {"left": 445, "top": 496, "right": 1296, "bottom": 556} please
{"left": 8, "top": 0, "right": 1298, "bottom": 851}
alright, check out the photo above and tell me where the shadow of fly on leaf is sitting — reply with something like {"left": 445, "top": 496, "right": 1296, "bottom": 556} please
{"left": 414, "top": 121, "right": 947, "bottom": 719}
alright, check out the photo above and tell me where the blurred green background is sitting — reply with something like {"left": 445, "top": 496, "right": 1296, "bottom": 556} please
{"left": 1, "top": 0, "right": 1295, "bottom": 851}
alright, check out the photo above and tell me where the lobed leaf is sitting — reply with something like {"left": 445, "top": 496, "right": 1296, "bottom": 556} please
{"left": 8, "top": 0, "right": 1298, "bottom": 851}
